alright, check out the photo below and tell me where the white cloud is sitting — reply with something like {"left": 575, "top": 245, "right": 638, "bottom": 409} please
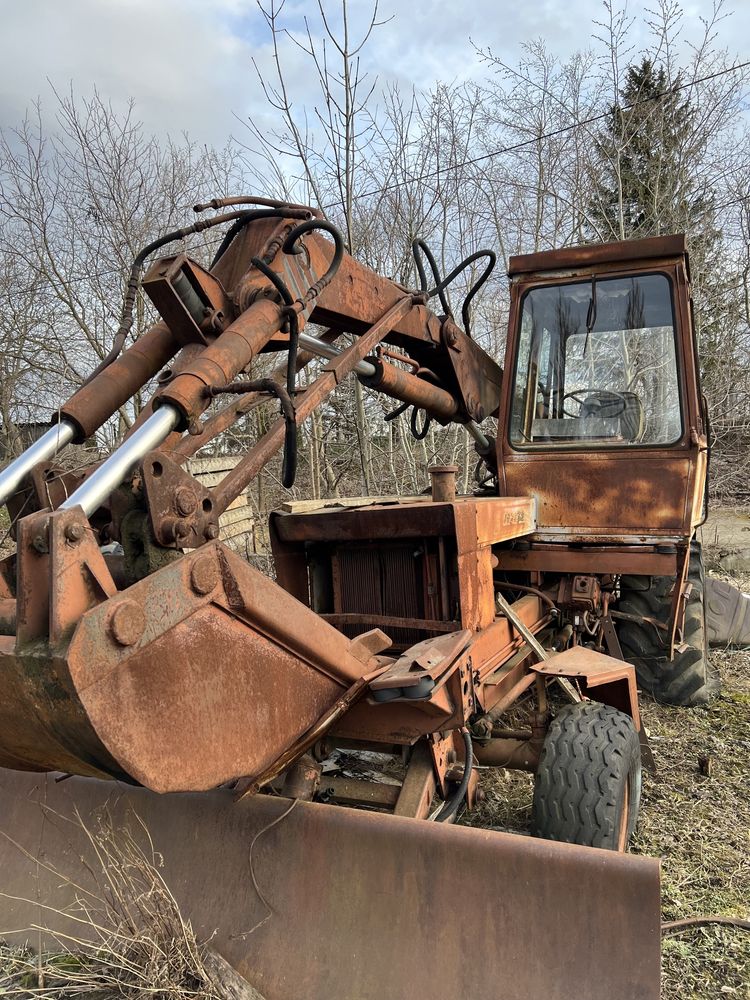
{"left": 1, "top": 0, "right": 748, "bottom": 149}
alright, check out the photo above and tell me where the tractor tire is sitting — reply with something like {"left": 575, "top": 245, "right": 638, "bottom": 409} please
{"left": 617, "top": 542, "right": 720, "bottom": 707}
{"left": 530, "top": 701, "right": 641, "bottom": 851}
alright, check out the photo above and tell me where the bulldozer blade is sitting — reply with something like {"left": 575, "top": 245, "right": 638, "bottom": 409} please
{"left": 0, "top": 769, "right": 660, "bottom": 1000}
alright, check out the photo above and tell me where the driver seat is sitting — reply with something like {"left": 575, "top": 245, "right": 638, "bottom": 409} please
{"left": 580, "top": 391, "right": 645, "bottom": 442}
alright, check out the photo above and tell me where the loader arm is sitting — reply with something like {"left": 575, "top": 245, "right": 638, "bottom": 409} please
{"left": 0, "top": 203, "right": 504, "bottom": 784}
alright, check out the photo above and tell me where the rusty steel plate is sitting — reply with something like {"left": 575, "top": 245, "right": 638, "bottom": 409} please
{"left": 0, "top": 769, "right": 660, "bottom": 1000}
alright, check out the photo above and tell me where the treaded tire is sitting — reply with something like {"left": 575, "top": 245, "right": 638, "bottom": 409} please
{"left": 531, "top": 701, "right": 641, "bottom": 851}
{"left": 617, "top": 541, "right": 720, "bottom": 707}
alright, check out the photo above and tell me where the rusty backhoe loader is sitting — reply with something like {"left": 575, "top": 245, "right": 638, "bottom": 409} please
{"left": 0, "top": 199, "right": 712, "bottom": 999}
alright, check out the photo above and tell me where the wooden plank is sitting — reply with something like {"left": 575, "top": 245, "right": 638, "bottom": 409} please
{"left": 319, "top": 777, "right": 400, "bottom": 810}
{"left": 219, "top": 505, "right": 254, "bottom": 528}
{"left": 394, "top": 743, "right": 436, "bottom": 819}
{"left": 280, "top": 495, "right": 425, "bottom": 514}
{"left": 221, "top": 523, "right": 255, "bottom": 543}
{"left": 187, "top": 455, "right": 242, "bottom": 475}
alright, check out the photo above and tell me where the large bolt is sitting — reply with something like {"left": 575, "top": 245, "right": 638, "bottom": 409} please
{"left": 31, "top": 533, "right": 48, "bottom": 554}
{"left": 64, "top": 522, "right": 85, "bottom": 544}
{"left": 109, "top": 600, "right": 146, "bottom": 646}
{"left": 190, "top": 555, "right": 219, "bottom": 595}
{"left": 174, "top": 487, "right": 198, "bottom": 516}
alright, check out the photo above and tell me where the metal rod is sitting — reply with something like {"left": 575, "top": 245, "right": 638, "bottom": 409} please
{"left": 297, "top": 332, "right": 491, "bottom": 448}
{"left": 297, "top": 332, "right": 376, "bottom": 377}
{"left": 465, "top": 420, "right": 491, "bottom": 451}
{"left": 61, "top": 405, "right": 181, "bottom": 516}
{"left": 0, "top": 420, "right": 77, "bottom": 507}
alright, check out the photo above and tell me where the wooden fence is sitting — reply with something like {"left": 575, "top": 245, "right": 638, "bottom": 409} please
{"left": 186, "top": 455, "right": 256, "bottom": 553}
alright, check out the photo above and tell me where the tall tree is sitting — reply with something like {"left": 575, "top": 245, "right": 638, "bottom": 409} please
{"left": 590, "top": 57, "right": 712, "bottom": 241}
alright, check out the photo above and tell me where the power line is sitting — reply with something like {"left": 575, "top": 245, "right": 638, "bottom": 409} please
{"left": 2, "top": 233, "right": 224, "bottom": 291}
{"left": 321, "top": 59, "right": 750, "bottom": 211}
{"left": 5, "top": 58, "right": 750, "bottom": 295}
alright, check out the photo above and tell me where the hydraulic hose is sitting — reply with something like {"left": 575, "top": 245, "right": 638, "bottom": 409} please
{"left": 435, "top": 729, "right": 473, "bottom": 822}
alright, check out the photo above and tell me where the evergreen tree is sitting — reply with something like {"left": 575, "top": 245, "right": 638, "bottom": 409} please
{"left": 590, "top": 58, "right": 713, "bottom": 241}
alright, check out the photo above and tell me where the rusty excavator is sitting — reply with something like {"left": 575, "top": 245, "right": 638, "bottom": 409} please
{"left": 0, "top": 197, "right": 717, "bottom": 999}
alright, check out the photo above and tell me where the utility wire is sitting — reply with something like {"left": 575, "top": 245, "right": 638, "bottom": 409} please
{"left": 5, "top": 59, "right": 750, "bottom": 294}
{"left": 321, "top": 59, "right": 750, "bottom": 211}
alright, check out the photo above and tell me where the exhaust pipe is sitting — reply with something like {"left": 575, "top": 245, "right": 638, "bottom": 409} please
{"left": 0, "top": 420, "right": 77, "bottom": 508}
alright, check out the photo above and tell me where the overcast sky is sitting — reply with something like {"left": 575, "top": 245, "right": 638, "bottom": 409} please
{"left": 0, "top": 0, "right": 748, "bottom": 149}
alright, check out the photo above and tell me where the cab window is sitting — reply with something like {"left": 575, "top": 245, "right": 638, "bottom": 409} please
{"left": 509, "top": 273, "right": 682, "bottom": 448}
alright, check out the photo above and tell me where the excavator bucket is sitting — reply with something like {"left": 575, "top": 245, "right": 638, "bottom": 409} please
{"left": 0, "top": 769, "right": 661, "bottom": 1000}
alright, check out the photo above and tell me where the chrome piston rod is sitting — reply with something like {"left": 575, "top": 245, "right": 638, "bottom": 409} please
{"left": 297, "top": 332, "right": 491, "bottom": 450}
{"left": 0, "top": 420, "right": 77, "bottom": 507}
{"left": 61, "top": 405, "right": 181, "bottom": 517}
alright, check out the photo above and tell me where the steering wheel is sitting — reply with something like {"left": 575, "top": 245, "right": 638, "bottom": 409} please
{"left": 562, "top": 389, "right": 628, "bottom": 418}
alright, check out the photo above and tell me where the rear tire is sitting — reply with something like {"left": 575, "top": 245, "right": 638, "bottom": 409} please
{"left": 618, "top": 542, "right": 720, "bottom": 707}
{"left": 531, "top": 701, "right": 641, "bottom": 851}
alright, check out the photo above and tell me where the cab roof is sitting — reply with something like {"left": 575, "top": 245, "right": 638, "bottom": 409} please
{"left": 508, "top": 234, "right": 686, "bottom": 277}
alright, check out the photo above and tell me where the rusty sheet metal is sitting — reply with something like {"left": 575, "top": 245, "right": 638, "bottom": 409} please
{"left": 66, "top": 544, "right": 382, "bottom": 791}
{"left": 497, "top": 544, "right": 678, "bottom": 576}
{"left": 274, "top": 496, "right": 536, "bottom": 548}
{"left": 508, "top": 233, "right": 686, "bottom": 275}
{"left": 532, "top": 646, "right": 641, "bottom": 730}
{"left": 0, "top": 512, "right": 386, "bottom": 788}
{"left": 273, "top": 497, "right": 536, "bottom": 638}
{"left": 500, "top": 450, "right": 693, "bottom": 540}
{"left": 0, "top": 769, "right": 661, "bottom": 1000}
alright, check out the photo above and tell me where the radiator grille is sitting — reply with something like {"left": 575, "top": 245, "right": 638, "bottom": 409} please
{"left": 335, "top": 544, "right": 427, "bottom": 647}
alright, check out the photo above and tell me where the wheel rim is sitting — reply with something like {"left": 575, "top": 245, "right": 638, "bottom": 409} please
{"left": 616, "top": 779, "right": 630, "bottom": 852}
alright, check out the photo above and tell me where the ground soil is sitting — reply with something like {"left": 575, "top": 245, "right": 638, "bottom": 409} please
{"left": 465, "top": 504, "right": 750, "bottom": 1000}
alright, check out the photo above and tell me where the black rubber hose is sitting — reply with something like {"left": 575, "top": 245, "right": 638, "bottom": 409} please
{"left": 435, "top": 730, "right": 473, "bottom": 822}
{"left": 412, "top": 239, "right": 452, "bottom": 317}
{"left": 425, "top": 250, "right": 496, "bottom": 337}
{"left": 250, "top": 256, "right": 295, "bottom": 307}
{"left": 384, "top": 400, "right": 410, "bottom": 421}
{"left": 410, "top": 406, "right": 432, "bottom": 440}
{"left": 84, "top": 208, "right": 280, "bottom": 386}
{"left": 459, "top": 250, "right": 496, "bottom": 336}
{"left": 249, "top": 256, "right": 300, "bottom": 460}
{"left": 207, "top": 378, "right": 297, "bottom": 489}
{"left": 281, "top": 219, "right": 344, "bottom": 302}
{"left": 210, "top": 207, "right": 312, "bottom": 268}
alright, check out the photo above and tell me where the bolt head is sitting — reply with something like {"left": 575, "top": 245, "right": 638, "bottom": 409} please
{"left": 109, "top": 600, "right": 146, "bottom": 646}
{"left": 64, "top": 522, "right": 85, "bottom": 543}
{"left": 190, "top": 555, "right": 219, "bottom": 595}
{"left": 31, "top": 533, "right": 48, "bottom": 554}
{"left": 205, "top": 523, "right": 219, "bottom": 540}
{"left": 174, "top": 487, "right": 198, "bottom": 516}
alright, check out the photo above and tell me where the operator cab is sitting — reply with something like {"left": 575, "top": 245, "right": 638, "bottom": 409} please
{"left": 498, "top": 235, "right": 707, "bottom": 545}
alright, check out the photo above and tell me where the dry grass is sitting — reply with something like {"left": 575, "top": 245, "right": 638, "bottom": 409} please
{"left": 464, "top": 570, "right": 750, "bottom": 1000}
{"left": 0, "top": 809, "right": 264, "bottom": 999}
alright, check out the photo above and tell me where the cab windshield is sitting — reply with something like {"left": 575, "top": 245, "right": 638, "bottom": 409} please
{"left": 509, "top": 273, "right": 682, "bottom": 448}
